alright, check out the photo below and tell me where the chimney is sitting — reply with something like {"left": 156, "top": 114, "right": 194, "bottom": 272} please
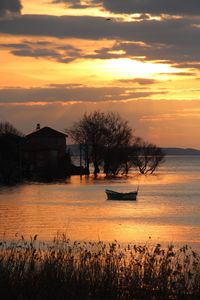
{"left": 36, "top": 123, "right": 40, "bottom": 130}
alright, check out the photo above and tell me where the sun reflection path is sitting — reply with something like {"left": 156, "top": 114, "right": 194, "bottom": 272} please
{"left": 1, "top": 155, "right": 200, "bottom": 249}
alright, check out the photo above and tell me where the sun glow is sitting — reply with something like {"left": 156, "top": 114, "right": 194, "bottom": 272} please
{"left": 103, "top": 58, "right": 179, "bottom": 79}
{"left": 21, "top": 0, "right": 106, "bottom": 17}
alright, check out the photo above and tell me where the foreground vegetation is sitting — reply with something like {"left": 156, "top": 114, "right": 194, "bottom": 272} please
{"left": 0, "top": 236, "right": 200, "bottom": 300}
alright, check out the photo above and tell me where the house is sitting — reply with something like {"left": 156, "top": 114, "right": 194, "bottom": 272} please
{"left": 23, "top": 124, "right": 69, "bottom": 179}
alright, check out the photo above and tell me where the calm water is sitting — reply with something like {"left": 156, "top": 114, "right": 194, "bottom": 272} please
{"left": 0, "top": 156, "right": 200, "bottom": 248}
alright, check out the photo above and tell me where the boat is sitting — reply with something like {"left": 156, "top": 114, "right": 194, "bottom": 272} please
{"left": 105, "top": 189, "right": 138, "bottom": 201}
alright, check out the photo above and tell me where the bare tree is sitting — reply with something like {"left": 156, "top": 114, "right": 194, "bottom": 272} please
{"left": 67, "top": 111, "right": 133, "bottom": 177}
{"left": 0, "top": 121, "right": 24, "bottom": 184}
{"left": 0, "top": 121, "right": 23, "bottom": 137}
{"left": 67, "top": 113, "right": 165, "bottom": 177}
{"left": 103, "top": 146, "right": 130, "bottom": 176}
{"left": 130, "top": 137, "right": 165, "bottom": 174}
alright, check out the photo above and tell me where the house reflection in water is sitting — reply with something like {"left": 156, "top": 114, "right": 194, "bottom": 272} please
{"left": 23, "top": 124, "right": 70, "bottom": 181}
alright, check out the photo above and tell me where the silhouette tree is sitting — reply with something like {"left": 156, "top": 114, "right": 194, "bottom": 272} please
{"left": 130, "top": 137, "right": 165, "bottom": 174}
{"left": 0, "top": 122, "right": 22, "bottom": 136}
{"left": 67, "top": 111, "right": 133, "bottom": 177}
{"left": 104, "top": 146, "right": 130, "bottom": 176}
{"left": 67, "top": 112, "right": 165, "bottom": 177}
{"left": 0, "top": 122, "right": 23, "bottom": 184}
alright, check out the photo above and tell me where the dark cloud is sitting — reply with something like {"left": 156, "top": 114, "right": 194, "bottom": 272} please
{"left": 5, "top": 39, "right": 199, "bottom": 70}
{"left": 51, "top": 0, "right": 200, "bottom": 16}
{"left": 172, "top": 62, "right": 200, "bottom": 69}
{"left": 0, "top": 0, "right": 22, "bottom": 16}
{"left": 52, "top": 0, "right": 95, "bottom": 9}
{"left": 87, "top": 40, "right": 200, "bottom": 68}
{"left": 0, "top": 85, "right": 165, "bottom": 104}
{"left": 166, "top": 72, "right": 197, "bottom": 76}
{"left": 11, "top": 48, "right": 75, "bottom": 62}
{"left": 3, "top": 38, "right": 200, "bottom": 69}
{"left": 93, "top": 0, "right": 200, "bottom": 16}
{"left": 0, "top": 40, "right": 82, "bottom": 63}
{"left": 11, "top": 48, "right": 79, "bottom": 63}
{"left": 0, "top": 15, "right": 115, "bottom": 38}
{"left": 1, "top": 14, "right": 199, "bottom": 45}
{"left": 117, "top": 78, "right": 158, "bottom": 85}
{"left": 0, "top": 14, "right": 199, "bottom": 68}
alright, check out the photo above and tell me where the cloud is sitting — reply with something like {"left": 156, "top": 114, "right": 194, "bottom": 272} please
{"left": 86, "top": 40, "right": 200, "bottom": 68}
{"left": 166, "top": 71, "right": 197, "bottom": 76}
{"left": 51, "top": 0, "right": 200, "bottom": 16}
{"left": 10, "top": 48, "right": 77, "bottom": 63}
{"left": 2, "top": 38, "right": 200, "bottom": 71}
{"left": 52, "top": 0, "right": 95, "bottom": 9}
{"left": 0, "top": 84, "right": 165, "bottom": 104}
{"left": 93, "top": 0, "right": 200, "bottom": 16}
{"left": 141, "top": 111, "right": 200, "bottom": 122}
{"left": 2, "top": 37, "right": 200, "bottom": 70}
{"left": 1, "top": 14, "right": 199, "bottom": 44}
{"left": 0, "top": 14, "right": 200, "bottom": 69}
{"left": 1, "top": 40, "right": 82, "bottom": 63}
{"left": 0, "top": 0, "right": 22, "bottom": 16}
{"left": 117, "top": 78, "right": 158, "bottom": 85}
{"left": 172, "top": 62, "right": 200, "bottom": 69}
{"left": 0, "top": 14, "right": 116, "bottom": 38}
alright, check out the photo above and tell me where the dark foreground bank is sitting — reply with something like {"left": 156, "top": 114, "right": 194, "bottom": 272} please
{"left": 0, "top": 236, "right": 200, "bottom": 300}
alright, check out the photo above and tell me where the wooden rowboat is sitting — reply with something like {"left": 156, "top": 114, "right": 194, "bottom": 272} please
{"left": 105, "top": 189, "right": 138, "bottom": 201}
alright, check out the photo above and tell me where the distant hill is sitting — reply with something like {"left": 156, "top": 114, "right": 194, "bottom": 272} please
{"left": 68, "top": 144, "right": 200, "bottom": 156}
{"left": 162, "top": 148, "right": 200, "bottom": 155}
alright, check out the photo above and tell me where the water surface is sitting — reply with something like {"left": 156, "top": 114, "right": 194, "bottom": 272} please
{"left": 0, "top": 156, "right": 200, "bottom": 247}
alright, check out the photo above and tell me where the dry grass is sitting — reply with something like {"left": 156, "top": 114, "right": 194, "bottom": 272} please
{"left": 0, "top": 235, "right": 200, "bottom": 300}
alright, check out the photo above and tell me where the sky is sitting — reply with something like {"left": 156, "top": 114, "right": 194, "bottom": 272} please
{"left": 1, "top": 0, "right": 200, "bottom": 148}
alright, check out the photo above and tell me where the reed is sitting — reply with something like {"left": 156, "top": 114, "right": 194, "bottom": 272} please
{"left": 0, "top": 235, "right": 200, "bottom": 300}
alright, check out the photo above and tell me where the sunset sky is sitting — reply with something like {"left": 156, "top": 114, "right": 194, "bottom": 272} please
{"left": 1, "top": 0, "right": 200, "bottom": 148}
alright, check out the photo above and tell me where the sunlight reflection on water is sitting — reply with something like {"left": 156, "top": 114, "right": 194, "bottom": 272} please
{"left": 0, "top": 156, "right": 200, "bottom": 248}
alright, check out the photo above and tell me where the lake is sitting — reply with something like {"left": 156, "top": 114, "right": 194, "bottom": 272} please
{"left": 0, "top": 156, "right": 200, "bottom": 248}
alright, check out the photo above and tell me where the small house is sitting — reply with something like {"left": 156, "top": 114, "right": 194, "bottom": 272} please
{"left": 23, "top": 124, "right": 69, "bottom": 179}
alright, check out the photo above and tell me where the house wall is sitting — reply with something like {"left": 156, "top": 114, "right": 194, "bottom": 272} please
{"left": 23, "top": 134, "right": 67, "bottom": 177}
{"left": 26, "top": 136, "right": 66, "bottom": 157}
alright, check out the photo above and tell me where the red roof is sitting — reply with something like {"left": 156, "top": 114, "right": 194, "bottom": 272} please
{"left": 26, "top": 127, "right": 68, "bottom": 138}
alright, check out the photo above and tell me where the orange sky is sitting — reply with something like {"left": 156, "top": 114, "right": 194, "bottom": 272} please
{"left": 1, "top": 0, "right": 200, "bottom": 148}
